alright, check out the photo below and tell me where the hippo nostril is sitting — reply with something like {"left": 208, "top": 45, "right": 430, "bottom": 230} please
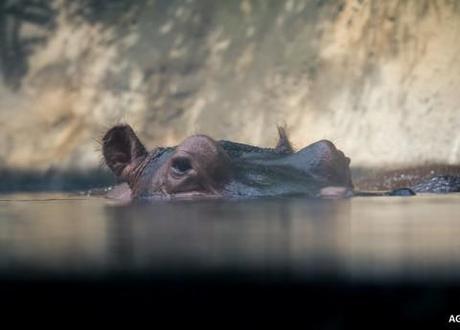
{"left": 171, "top": 157, "right": 193, "bottom": 176}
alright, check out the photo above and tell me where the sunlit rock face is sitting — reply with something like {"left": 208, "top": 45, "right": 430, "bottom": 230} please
{"left": 0, "top": 0, "right": 459, "bottom": 171}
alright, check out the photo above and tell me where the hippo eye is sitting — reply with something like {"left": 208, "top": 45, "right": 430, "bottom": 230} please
{"left": 171, "top": 157, "right": 193, "bottom": 176}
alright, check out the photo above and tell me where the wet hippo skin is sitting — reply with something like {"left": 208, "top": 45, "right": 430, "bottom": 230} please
{"left": 102, "top": 125, "right": 353, "bottom": 201}
{"left": 102, "top": 125, "right": 460, "bottom": 201}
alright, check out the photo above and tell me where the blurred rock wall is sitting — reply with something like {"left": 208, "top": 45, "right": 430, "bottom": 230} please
{"left": 1, "top": 0, "right": 459, "bottom": 171}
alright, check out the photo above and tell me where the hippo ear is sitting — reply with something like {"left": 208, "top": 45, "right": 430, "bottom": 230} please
{"left": 102, "top": 125, "right": 147, "bottom": 178}
{"left": 275, "top": 126, "right": 294, "bottom": 153}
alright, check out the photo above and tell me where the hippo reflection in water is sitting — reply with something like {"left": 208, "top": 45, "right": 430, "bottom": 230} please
{"left": 102, "top": 125, "right": 460, "bottom": 201}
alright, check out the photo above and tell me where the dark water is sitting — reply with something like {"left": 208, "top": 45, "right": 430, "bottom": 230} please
{"left": 1, "top": 193, "right": 460, "bottom": 281}
{"left": 1, "top": 193, "right": 460, "bottom": 328}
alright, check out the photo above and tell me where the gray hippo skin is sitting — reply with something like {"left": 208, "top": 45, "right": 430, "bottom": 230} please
{"left": 102, "top": 125, "right": 353, "bottom": 201}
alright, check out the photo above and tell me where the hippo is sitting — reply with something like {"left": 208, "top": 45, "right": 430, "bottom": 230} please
{"left": 102, "top": 125, "right": 354, "bottom": 201}
{"left": 102, "top": 125, "right": 460, "bottom": 201}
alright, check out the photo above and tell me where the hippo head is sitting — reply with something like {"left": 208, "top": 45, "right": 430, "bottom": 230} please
{"left": 102, "top": 125, "right": 352, "bottom": 201}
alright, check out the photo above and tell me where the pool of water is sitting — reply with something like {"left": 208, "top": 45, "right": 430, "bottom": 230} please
{"left": 2, "top": 192, "right": 460, "bottom": 327}
{"left": 1, "top": 193, "right": 459, "bottom": 282}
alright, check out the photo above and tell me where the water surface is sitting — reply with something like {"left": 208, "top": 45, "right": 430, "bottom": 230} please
{"left": 1, "top": 193, "right": 459, "bottom": 283}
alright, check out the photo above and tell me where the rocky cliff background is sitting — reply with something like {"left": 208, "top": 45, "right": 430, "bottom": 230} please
{"left": 1, "top": 0, "right": 459, "bottom": 176}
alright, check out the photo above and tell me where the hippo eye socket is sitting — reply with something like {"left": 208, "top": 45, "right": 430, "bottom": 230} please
{"left": 171, "top": 157, "right": 193, "bottom": 176}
